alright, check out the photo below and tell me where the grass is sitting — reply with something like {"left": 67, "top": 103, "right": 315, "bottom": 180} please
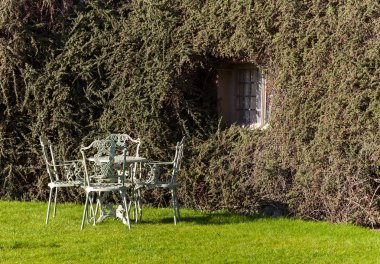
{"left": 0, "top": 201, "right": 380, "bottom": 263}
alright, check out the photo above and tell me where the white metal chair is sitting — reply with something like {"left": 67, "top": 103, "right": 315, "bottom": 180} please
{"left": 135, "top": 137, "right": 185, "bottom": 224}
{"left": 80, "top": 139, "right": 131, "bottom": 230}
{"left": 39, "top": 136, "right": 83, "bottom": 224}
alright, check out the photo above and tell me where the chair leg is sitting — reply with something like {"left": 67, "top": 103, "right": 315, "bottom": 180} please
{"left": 122, "top": 191, "right": 131, "bottom": 230}
{"left": 46, "top": 187, "right": 53, "bottom": 224}
{"left": 136, "top": 189, "right": 142, "bottom": 222}
{"left": 53, "top": 187, "right": 58, "bottom": 217}
{"left": 128, "top": 200, "right": 132, "bottom": 218}
{"left": 177, "top": 206, "right": 181, "bottom": 221}
{"left": 129, "top": 199, "right": 135, "bottom": 221}
{"left": 175, "top": 189, "right": 180, "bottom": 221}
{"left": 172, "top": 188, "right": 180, "bottom": 223}
{"left": 88, "top": 193, "right": 96, "bottom": 224}
{"left": 81, "top": 192, "right": 89, "bottom": 230}
{"left": 133, "top": 189, "right": 141, "bottom": 224}
{"left": 171, "top": 189, "right": 177, "bottom": 225}
{"left": 134, "top": 199, "right": 138, "bottom": 223}
{"left": 93, "top": 193, "right": 102, "bottom": 226}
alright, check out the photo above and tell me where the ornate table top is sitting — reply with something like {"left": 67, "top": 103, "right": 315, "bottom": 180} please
{"left": 88, "top": 155, "right": 147, "bottom": 163}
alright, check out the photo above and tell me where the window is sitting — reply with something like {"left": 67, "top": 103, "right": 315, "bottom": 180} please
{"left": 216, "top": 63, "right": 269, "bottom": 128}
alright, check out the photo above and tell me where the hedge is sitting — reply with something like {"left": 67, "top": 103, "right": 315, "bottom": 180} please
{"left": 1, "top": 0, "right": 380, "bottom": 225}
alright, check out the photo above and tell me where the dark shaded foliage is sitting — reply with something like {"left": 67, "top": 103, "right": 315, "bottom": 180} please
{"left": 1, "top": 0, "right": 380, "bottom": 225}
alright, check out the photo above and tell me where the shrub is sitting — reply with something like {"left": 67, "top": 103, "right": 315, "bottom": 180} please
{"left": 1, "top": 0, "right": 380, "bottom": 225}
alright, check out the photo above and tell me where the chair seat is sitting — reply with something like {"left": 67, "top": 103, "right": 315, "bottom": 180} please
{"left": 82, "top": 183, "right": 128, "bottom": 193}
{"left": 135, "top": 180, "right": 178, "bottom": 189}
{"left": 48, "top": 181, "right": 82, "bottom": 188}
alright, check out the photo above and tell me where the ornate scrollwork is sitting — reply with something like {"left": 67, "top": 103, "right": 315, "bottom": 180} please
{"left": 63, "top": 161, "right": 84, "bottom": 182}
{"left": 88, "top": 139, "right": 118, "bottom": 183}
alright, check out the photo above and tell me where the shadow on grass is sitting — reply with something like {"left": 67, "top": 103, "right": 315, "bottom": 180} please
{"left": 142, "top": 211, "right": 270, "bottom": 225}
{"left": 0, "top": 241, "right": 61, "bottom": 250}
{"left": 141, "top": 200, "right": 289, "bottom": 225}
{"left": 180, "top": 212, "right": 267, "bottom": 225}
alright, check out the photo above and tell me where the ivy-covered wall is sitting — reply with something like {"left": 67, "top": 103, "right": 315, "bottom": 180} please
{"left": 1, "top": 0, "right": 380, "bottom": 225}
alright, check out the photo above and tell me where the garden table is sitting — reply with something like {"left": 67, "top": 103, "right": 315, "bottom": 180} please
{"left": 87, "top": 155, "right": 147, "bottom": 225}
{"left": 88, "top": 155, "right": 146, "bottom": 164}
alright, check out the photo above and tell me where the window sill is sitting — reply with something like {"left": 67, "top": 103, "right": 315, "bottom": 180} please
{"left": 242, "top": 123, "right": 270, "bottom": 130}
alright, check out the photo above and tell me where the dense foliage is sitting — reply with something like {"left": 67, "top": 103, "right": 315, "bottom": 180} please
{"left": 1, "top": 0, "right": 380, "bottom": 225}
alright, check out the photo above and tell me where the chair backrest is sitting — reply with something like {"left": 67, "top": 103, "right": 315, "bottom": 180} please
{"left": 171, "top": 137, "right": 185, "bottom": 182}
{"left": 39, "top": 136, "right": 58, "bottom": 183}
{"left": 107, "top": 133, "right": 141, "bottom": 180}
{"left": 106, "top": 134, "right": 141, "bottom": 157}
{"left": 40, "top": 136, "right": 84, "bottom": 184}
{"left": 80, "top": 139, "right": 122, "bottom": 186}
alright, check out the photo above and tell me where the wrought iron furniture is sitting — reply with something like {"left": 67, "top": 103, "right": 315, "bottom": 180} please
{"left": 106, "top": 134, "right": 141, "bottom": 157}
{"left": 86, "top": 154, "right": 147, "bottom": 224}
{"left": 135, "top": 137, "right": 185, "bottom": 224}
{"left": 39, "top": 136, "right": 83, "bottom": 224}
{"left": 105, "top": 133, "right": 141, "bottom": 178}
{"left": 80, "top": 139, "right": 131, "bottom": 230}
{"left": 106, "top": 133, "right": 143, "bottom": 222}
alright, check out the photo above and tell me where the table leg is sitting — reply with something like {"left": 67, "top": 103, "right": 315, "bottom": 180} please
{"left": 96, "top": 192, "right": 116, "bottom": 223}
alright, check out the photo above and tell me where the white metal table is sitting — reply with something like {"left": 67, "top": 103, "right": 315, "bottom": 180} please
{"left": 88, "top": 155, "right": 146, "bottom": 164}
{"left": 87, "top": 155, "right": 147, "bottom": 225}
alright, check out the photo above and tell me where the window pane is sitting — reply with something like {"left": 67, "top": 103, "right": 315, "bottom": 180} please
{"left": 238, "top": 110, "right": 243, "bottom": 123}
{"left": 250, "top": 70, "right": 256, "bottom": 82}
{"left": 235, "top": 67, "right": 263, "bottom": 126}
{"left": 237, "top": 83, "right": 241, "bottom": 96}
{"left": 244, "top": 110, "right": 250, "bottom": 123}
{"left": 244, "top": 84, "right": 250, "bottom": 97}
{"left": 245, "top": 97, "right": 250, "bottom": 109}
{"left": 251, "top": 83, "right": 255, "bottom": 96}
{"left": 250, "top": 96, "right": 256, "bottom": 109}
{"left": 240, "top": 71, "right": 245, "bottom": 82}
{"left": 239, "top": 97, "right": 244, "bottom": 109}
{"left": 245, "top": 70, "right": 250, "bottom": 82}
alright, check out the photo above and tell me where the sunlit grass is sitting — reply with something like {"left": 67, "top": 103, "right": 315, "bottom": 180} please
{"left": 0, "top": 201, "right": 380, "bottom": 263}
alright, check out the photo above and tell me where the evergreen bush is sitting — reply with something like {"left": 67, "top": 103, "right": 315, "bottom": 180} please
{"left": 1, "top": 0, "right": 380, "bottom": 225}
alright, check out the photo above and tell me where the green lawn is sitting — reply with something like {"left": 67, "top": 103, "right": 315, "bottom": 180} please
{"left": 0, "top": 201, "right": 380, "bottom": 263}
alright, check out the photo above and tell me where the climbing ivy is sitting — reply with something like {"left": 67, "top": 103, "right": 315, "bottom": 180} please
{"left": 1, "top": 0, "right": 380, "bottom": 225}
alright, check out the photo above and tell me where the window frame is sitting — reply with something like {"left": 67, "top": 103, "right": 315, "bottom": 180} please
{"left": 216, "top": 63, "right": 268, "bottom": 129}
